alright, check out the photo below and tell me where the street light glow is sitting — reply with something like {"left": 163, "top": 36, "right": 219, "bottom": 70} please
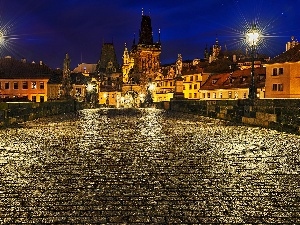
{"left": 86, "top": 83, "right": 94, "bottom": 92}
{"left": 148, "top": 83, "right": 155, "bottom": 91}
{"left": 246, "top": 24, "right": 260, "bottom": 46}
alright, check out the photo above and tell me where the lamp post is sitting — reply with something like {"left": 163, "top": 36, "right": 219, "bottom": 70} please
{"left": 246, "top": 24, "right": 260, "bottom": 100}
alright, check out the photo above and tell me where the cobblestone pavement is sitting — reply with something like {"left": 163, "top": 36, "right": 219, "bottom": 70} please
{"left": 0, "top": 108, "right": 299, "bottom": 224}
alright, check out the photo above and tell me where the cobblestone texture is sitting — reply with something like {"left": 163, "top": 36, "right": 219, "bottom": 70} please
{"left": 0, "top": 108, "right": 299, "bottom": 224}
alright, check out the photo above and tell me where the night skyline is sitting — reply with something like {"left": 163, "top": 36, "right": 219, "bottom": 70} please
{"left": 0, "top": 0, "right": 299, "bottom": 69}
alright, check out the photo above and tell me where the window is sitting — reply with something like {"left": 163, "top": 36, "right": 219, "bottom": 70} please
{"left": 272, "top": 68, "right": 278, "bottom": 76}
{"left": 228, "top": 91, "right": 232, "bottom": 99}
{"left": 31, "top": 81, "right": 37, "bottom": 89}
{"left": 243, "top": 93, "right": 247, "bottom": 98}
{"left": 194, "top": 84, "right": 197, "bottom": 89}
{"left": 213, "top": 92, "right": 216, "bottom": 98}
{"left": 170, "top": 82, "right": 173, "bottom": 86}
{"left": 190, "top": 76, "right": 193, "bottom": 81}
{"left": 23, "top": 82, "right": 28, "bottom": 89}
{"left": 279, "top": 68, "right": 283, "bottom": 75}
{"left": 40, "top": 82, "right": 44, "bottom": 89}
{"left": 4, "top": 82, "right": 9, "bottom": 89}
{"left": 75, "top": 87, "right": 82, "bottom": 94}
{"left": 189, "top": 85, "right": 192, "bottom": 90}
{"left": 183, "top": 85, "right": 186, "bottom": 90}
{"left": 194, "top": 93, "right": 197, "bottom": 98}
{"left": 207, "top": 93, "right": 210, "bottom": 98}
{"left": 32, "top": 96, "right": 36, "bottom": 102}
{"left": 235, "top": 92, "right": 238, "bottom": 99}
{"left": 220, "top": 92, "right": 222, "bottom": 98}
{"left": 273, "top": 83, "right": 283, "bottom": 91}
{"left": 13, "top": 82, "right": 18, "bottom": 89}
{"left": 202, "top": 93, "right": 206, "bottom": 98}
{"left": 40, "top": 96, "right": 44, "bottom": 103}
{"left": 189, "top": 93, "right": 192, "bottom": 98}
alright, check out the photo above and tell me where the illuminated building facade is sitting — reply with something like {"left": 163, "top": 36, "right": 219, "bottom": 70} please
{"left": 199, "top": 67, "right": 266, "bottom": 100}
{"left": 97, "top": 43, "right": 122, "bottom": 106}
{"left": 0, "top": 57, "right": 51, "bottom": 102}
{"left": 265, "top": 44, "right": 300, "bottom": 98}
{"left": 122, "top": 13, "right": 161, "bottom": 86}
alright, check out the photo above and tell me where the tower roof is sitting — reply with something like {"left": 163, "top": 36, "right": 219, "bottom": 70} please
{"left": 97, "top": 43, "right": 119, "bottom": 73}
{"left": 138, "top": 15, "right": 153, "bottom": 45}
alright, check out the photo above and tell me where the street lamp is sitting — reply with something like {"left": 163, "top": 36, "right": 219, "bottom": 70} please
{"left": 246, "top": 24, "right": 260, "bottom": 100}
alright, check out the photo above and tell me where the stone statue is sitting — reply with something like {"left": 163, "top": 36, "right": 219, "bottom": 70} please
{"left": 176, "top": 54, "right": 182, "bottom": 75}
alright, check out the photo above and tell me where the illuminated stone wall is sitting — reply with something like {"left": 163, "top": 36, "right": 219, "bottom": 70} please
{"left": 166, "top": 99, "right": 300, "bottom": 134}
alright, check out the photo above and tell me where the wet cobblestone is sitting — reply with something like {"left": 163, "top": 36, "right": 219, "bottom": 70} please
{"left": 0, "top": 108, "right": 299, "bottom": 224}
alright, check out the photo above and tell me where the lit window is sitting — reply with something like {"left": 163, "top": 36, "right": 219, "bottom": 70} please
{"left": 31, "top": 81, "right": 37, "bottom": 89}
{"left": 76, "top": 88, "right": 82, "bottom": 94}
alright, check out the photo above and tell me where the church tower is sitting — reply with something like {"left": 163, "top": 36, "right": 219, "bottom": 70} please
{"left": 122, "top": 12, "right": 161, "bottom": 85}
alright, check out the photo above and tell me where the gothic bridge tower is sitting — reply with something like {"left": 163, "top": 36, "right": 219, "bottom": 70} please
{"left": 122, "top": 12, "right": 161, "bottom": 85}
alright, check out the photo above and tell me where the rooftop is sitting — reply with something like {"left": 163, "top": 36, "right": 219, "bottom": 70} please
{"left": 0, "top": 57, "right": 53, "bottom": 79}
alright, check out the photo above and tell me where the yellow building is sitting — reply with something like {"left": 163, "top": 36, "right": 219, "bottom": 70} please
{"left": 0, "top": 57, "right": 51, "bottom": 102}
{"left": 265, "top": 44, "right": 300, "bottom": 98}
{"left": 153, "top": 70, "right": 174, "bottom": 102}
{"left": 182, "top": 67, "right": 209, "bottom": 99}
{"left": 199, "top": 67, "right": 266, "bottom": 100}
{"left": 265, "top": 62, "right": 300, "bottom": 98}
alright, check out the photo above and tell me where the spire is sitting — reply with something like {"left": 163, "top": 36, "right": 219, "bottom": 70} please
{"left": 158, "top": 28, "right": 161, "bottom": 43}
{"left": 142, "top": 8, "right": 144, "bottom": 15}
{"left": 138, "top": 14, "right": 153, "bottom": 45}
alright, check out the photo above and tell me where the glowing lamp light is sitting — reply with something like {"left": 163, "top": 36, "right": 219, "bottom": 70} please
{"left": 0, "top": 32, "right": 4, "bottom": 44}
{"left": 148, "top": 83, "right": 155, "bottom": 91}
{"left": 246, "top": 25, "right": 260, "bottom": 46}
{"left": 86, "top": 83, "right": 94, "bottom": 92}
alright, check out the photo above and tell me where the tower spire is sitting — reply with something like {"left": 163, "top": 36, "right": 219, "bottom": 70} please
{"left": 158, "top": 28, "right": 161, "bottom": 43}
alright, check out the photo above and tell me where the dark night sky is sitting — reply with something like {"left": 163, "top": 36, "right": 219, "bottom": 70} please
{"left": 0, "top": 0, "right": 299, "bottom": 69}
